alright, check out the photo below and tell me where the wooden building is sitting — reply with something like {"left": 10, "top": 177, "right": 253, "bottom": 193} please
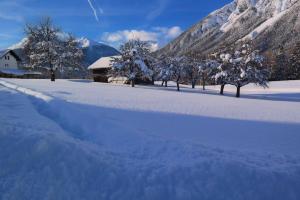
{"left": 88, "top": 56, "right": 127, "bottom": 83}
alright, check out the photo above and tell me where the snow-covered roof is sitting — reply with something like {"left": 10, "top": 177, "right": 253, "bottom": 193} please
{"left": 88, "top": 56, "right": 121, "bottom": 70}
{"left": 0, "top": 49, "right": 21, "bottom": 61}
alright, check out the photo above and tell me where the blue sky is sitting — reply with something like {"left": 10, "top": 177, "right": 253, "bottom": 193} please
{"left": 0, "top": 0, "right": 232, "bottom": 50}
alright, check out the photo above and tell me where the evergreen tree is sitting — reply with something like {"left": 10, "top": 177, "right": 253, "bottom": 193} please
{"left": 271, "top": 46, "right": 288, "bottom": 81}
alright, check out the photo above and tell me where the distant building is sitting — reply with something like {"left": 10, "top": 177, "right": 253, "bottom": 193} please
{"left": 88, "top": 56, "right": 128, "bottom": 84}
{"left": 0, "top": 49, "right": 42, "bottom": 78}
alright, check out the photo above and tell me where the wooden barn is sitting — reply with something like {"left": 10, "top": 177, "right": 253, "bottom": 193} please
{"left": 88, "top": 56, "right": 127, "bottom": 83}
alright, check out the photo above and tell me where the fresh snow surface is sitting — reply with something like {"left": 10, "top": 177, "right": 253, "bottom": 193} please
{"left": 0, "top": 78, "right": 300, "bottom": 200}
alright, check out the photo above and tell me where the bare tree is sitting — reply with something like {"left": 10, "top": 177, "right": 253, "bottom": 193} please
{"left": 185, "top": 52, "right": 203, "bottom": 89}
{"left": 24, "top": 17, "right": 61, "bottom": 81}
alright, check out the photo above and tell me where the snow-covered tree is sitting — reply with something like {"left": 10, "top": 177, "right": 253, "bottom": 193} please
{"left": 199, "top": 59, "right": 218, "bottom": 90}
{"left": 184, "top": 52, "right": 203, "bottom": 89}
{"left": 144, "top": 55, "right": 160, "bottom": 85}
{"left": 170, "top": 56, "right": 186, "bottom": 91}
{"left": 213, "top": 48, "right": 238, "bottom": 95}
{"left": 226, "top": 44, "right": 270, "bottom": 97}
{"left": 156, "top": 55, "right": 186, "bottom": 91}
{"left": 214, "top": 53, "right": 232, "bottom": 95}
{"left": 24, "top": 17, "right": 83, "bottom": 81}
{"left": 24, "top": 17, "right": 62, "bottom": 81}
{"left": 156, "top": 55, "right": 173, "bottom": 87}
{"left": 57, "top": 34, "right": 84, "bottom": 77}
{"left": 111, "top": 40, "right": 152, "bottom": 87}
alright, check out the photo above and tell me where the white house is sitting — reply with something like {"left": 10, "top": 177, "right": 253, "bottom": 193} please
{"left": 0, "top": 49, "right": 42, "bottom": 78}
{"left": 88, "top": 56, "right": 128, "bottom": 84}
{"left": 0, "top": 50, "right": 21, "bottom": 71}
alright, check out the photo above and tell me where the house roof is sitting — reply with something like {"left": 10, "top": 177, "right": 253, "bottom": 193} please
{"left": 0, "top": 50, "right": 22, "bottom": 61}
{"left": 88, "top": 56, "right": 121, "bottom": 70}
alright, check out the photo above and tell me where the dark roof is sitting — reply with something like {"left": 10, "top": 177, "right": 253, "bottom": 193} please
{"left": 0, "top": 50, "right": 22, "bottom": 61}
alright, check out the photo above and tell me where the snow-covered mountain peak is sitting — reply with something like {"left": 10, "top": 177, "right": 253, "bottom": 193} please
{"left": 273, "top": 0, "right": 298, "bottom": 14}
{"left": 77, "top": 37, "right": 94, "bottom": 48}
{"left": 159, "top": 0, "right": 300, "bottom": 56}
{"left": 8, "top": 38, "right": 28, "bottom": 50}
{"left": 236, "top": 0, "right": 257, "bottom": 10}
{"left": 77, "top": 37, "right": 107, "bottom": 49}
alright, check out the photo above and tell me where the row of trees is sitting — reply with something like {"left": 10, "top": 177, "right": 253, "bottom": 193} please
{"left": 23, "top": 18, "right": 299, "bottom": 97}
{"left": 111, "top": 40, "right": 271, "bottom": 97}
{"left": 24, "top": 17, "right": 83, "bottom": 81}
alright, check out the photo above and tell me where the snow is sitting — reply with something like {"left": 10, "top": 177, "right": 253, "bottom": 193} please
{"left": 192, "top": 2, "right": 236, "bottom": 37}
{"left": 220, "top": 0, "right": 298, "bottom": 35}
{"left": 8, "top": 38, "right": 28, "bottom": 49}
{"left": 88, "top": 56, "right": 121, "bottom": 70}
{"left": 0, "top": 69, "right": 42, "bottom": 76}
{"left": 0, "top": 69, "right": 26, "bottom": 76}
{"left": 1, "top": 78, "right": 300, "bottom": 199}
{"left": 242, "top": 9, "right": 288, "bottom": 40}
{"left": 77, "top": 37, "right": 108, "bottom": 49}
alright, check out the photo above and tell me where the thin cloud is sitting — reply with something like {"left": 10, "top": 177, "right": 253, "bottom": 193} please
{"left": 147, "top": 0, "right": 169, "bottom": 20}
{"left": 87, "top": 0, "right": 100, "bottom": 22}
{"left": 0, "top": 13, "right": 23, "bottom": 22}
{"left": 102, "top": 26, "right": 183, "bottom": 51}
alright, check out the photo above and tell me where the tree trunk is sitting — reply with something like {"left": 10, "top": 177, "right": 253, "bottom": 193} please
{"left": 220, "top": 84, "right": 225, "bottom": 95}
{"left": 131, "top": 79, "right": 135, "bottom": 87}
{"left": 50, "top": 69, "right": 55, "bottom": 82}
{"left": 177, "top": 81, "right": 180, "bottom": 91}
{"left": 202, "top": 76, "right": 205, "bottom": 90}
{"left": 161, "top": 81, "right": 164, "bottom": 86}
{"left": 236, "top": 86, "right": 241, "bottom": 98}
{"left": 192, "top": 80, "right": 196, "bottom": 89}
{"left": 165, "top": 81, "right": 168, "bottom": 87}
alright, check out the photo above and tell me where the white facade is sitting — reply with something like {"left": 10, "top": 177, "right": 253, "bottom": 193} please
{"left": 0, "top": 51, "right": 19, "bottom": 70}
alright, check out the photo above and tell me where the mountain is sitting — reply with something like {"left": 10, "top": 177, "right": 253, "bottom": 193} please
{"left": 77, "top": 38, "right": 120, "bottom": 67}
{"left": 9, "top": 37, "right": 119, "bottom": 67}
{"left": 159, "top": 0, "right": 300, "bottom": 56}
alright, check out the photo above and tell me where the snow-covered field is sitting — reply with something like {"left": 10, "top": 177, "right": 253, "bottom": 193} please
{"left": 0, "top": 78, "right": 300, "bottom": 200}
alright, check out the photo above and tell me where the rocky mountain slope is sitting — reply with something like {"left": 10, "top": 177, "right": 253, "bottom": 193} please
{"left": 159, "top": 0, "right": 300, "bottom": 56}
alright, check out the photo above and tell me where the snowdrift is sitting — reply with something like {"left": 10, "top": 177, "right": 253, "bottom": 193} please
{"left": 1, "top": 80, "right": 300, "bottom": 200}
